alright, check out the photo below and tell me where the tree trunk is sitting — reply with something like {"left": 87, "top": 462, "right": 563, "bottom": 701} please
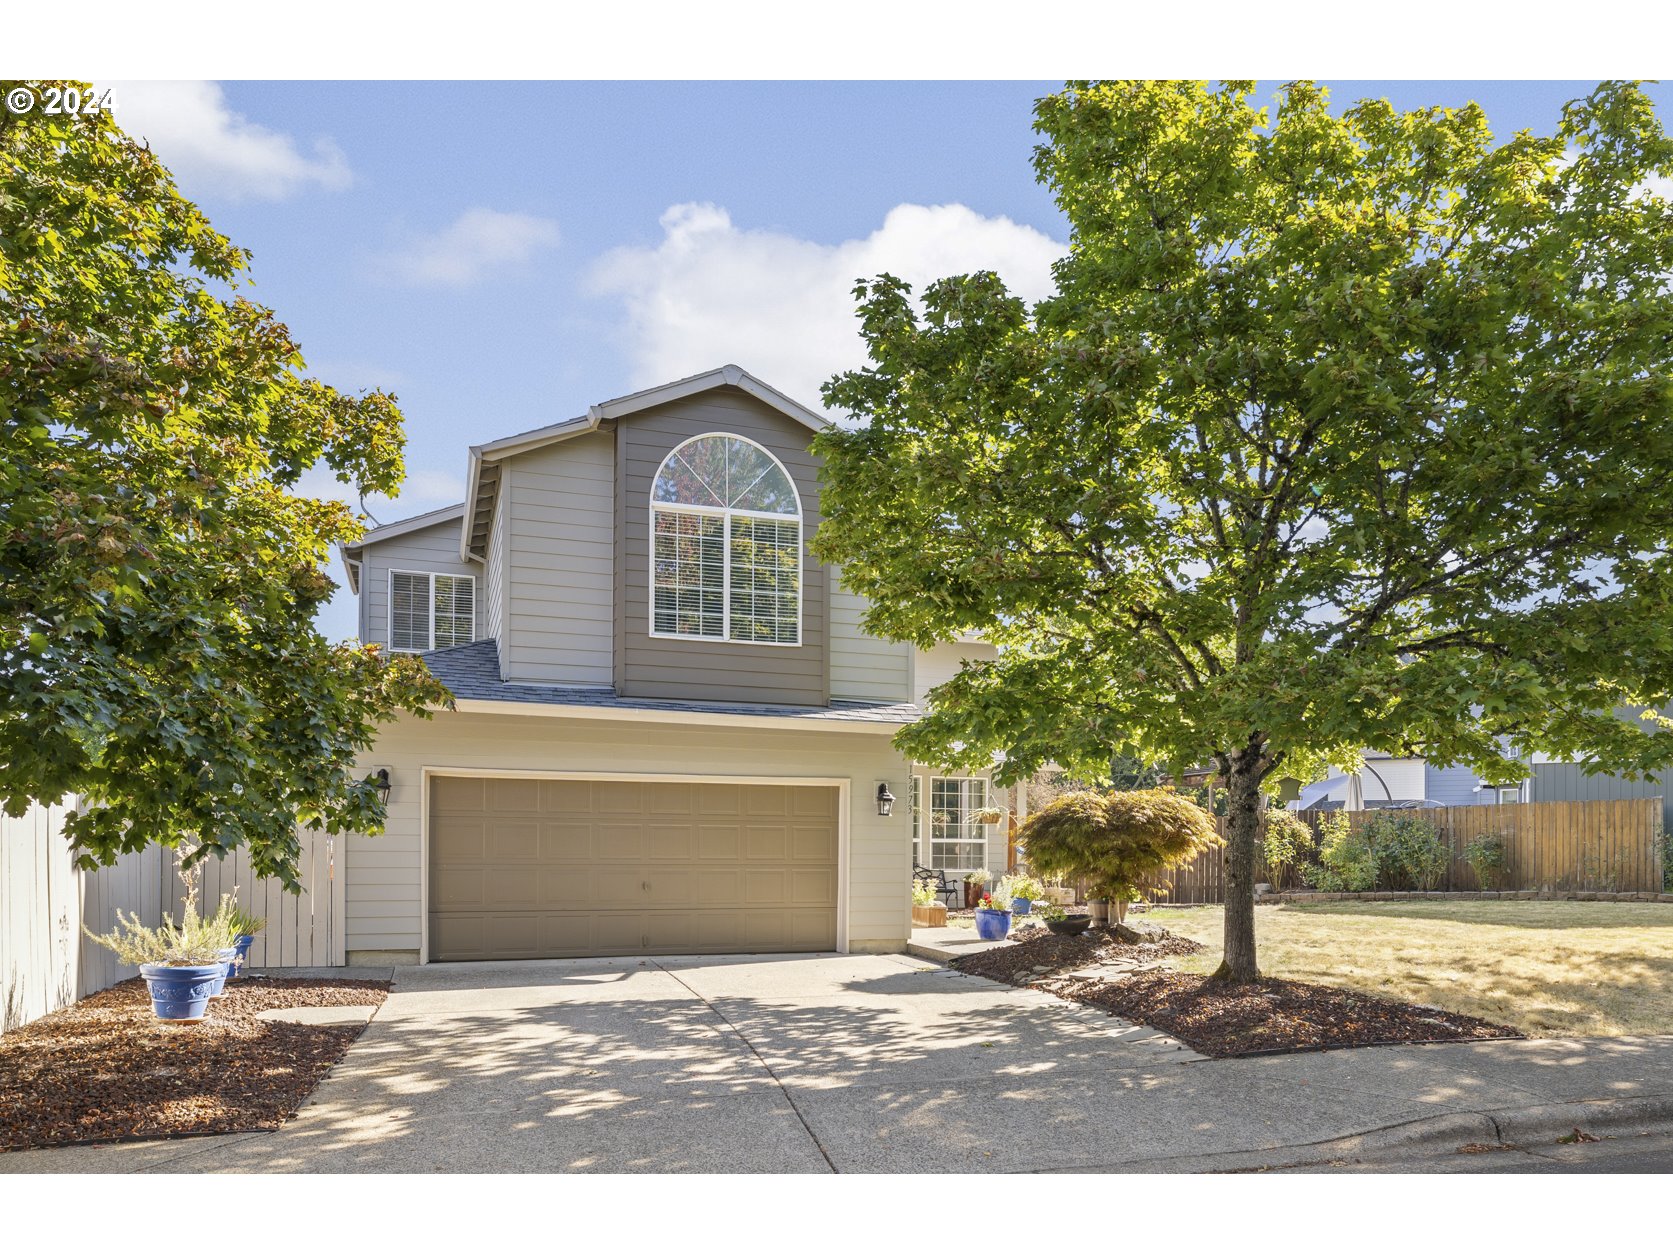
{"left": 1212, "top": 749, "right": 1264, "bottom": 983}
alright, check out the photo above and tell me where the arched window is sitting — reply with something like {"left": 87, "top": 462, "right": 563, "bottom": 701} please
{"left": 650, "top": 433, "right": 802, "bottom": 645}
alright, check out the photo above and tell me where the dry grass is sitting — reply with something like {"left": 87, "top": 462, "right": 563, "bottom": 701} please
{"left": 1144, "top": 901, "right": 1673, "bottom": 1039}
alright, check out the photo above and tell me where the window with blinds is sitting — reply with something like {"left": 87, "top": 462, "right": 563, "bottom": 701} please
{"left": 649, "top": 433, "right": 801, "bottom": 646}
{"left": 388, "top": 570, "right": 475, "bottom": 653}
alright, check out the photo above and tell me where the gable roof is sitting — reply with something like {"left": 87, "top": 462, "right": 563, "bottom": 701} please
{"left": 461, "top": 364, "right": 826, "bottom": 559}
{"left": 338, "top": 502, "right": 468, "bottom": 593}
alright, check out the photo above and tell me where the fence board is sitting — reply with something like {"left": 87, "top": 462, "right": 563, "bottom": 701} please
{"left": 1131, "top": 797, "right": 1665, "bottom": 905}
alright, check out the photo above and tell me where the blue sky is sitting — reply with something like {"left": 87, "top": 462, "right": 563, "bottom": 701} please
{"left": 103, "top": 79, "right": 1671, "bottom": 640}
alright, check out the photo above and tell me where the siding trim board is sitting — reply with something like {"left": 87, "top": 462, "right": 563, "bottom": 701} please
{"left": 420, "top": 766, "right": 852, "bottom": 961}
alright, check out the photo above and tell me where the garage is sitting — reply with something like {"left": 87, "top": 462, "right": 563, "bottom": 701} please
{"left": 427, "top": 774, "right": 840, "bottom": 960}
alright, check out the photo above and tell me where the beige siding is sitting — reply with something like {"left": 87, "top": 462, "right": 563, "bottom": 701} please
{"left": 829, "top": 573, "right": 912, "bottom": 703}
{"left": 616, "top": 388, "right": 828, "bottom": 705}
{"left": 483, "top": 484, "right": 509, "bottom": 679}
{"left": 913, "top": 639, "right": 1000, "bottom": 707}
{"left": 503, "top": 431, "right": 614, "bottom": 685}
{"left": 346, "top": 710, "right": 912, "bottom": 956}
{"left": 360, "top": 518, "right": 484, "bottom": 650}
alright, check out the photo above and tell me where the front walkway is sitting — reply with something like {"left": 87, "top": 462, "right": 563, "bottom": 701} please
{"left": 6, "top": 953, "right": 1673, "bottom": 1173}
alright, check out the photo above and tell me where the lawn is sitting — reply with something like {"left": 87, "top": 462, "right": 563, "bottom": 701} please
{"left": 1143, "top": 901, "right": 1673, "bottom": 1039}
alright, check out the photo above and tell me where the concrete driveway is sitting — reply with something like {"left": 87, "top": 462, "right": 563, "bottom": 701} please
{"left": 9, "top": 952, "right": 1673, "bottom": 1173}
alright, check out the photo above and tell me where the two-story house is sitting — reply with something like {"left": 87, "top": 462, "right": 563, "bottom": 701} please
{"left": 337, "top": 365, "right": 1004, "bottom": 966}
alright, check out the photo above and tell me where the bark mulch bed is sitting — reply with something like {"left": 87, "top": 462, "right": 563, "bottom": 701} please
{"left": 0, "top": 976, "right": 389, "bottom": 1152}
{"left": 1050, "top": 970, "right": 1522, "bottom": 1058}
{"left": 950, "top": 921, "right": 1205, "bottom": 986}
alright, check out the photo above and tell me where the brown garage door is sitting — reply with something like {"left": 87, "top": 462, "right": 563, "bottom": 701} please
{"left": 428, "top": 776, "right": 839, "bottom": 960}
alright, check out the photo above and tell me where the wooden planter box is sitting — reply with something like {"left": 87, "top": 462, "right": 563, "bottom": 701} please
{"left": 1043, "top": 886, "right": 1076, "bottom": 906}
{"left": 911, "top": 902, "right": 948, "bottom": 928}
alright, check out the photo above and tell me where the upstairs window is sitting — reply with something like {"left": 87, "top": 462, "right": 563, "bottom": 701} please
{"left": 390, "top": 571, "right": 475, "bottom": 653}
{"left": 651, "top": 433, "right": 801, "bottom": 646}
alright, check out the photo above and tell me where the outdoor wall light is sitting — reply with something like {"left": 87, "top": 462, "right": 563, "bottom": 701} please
{"left": 876, "top": 782, "right": 896, "bottom": 817}
{"left": 373, "top": 767, "right": 393, "bottom": 806}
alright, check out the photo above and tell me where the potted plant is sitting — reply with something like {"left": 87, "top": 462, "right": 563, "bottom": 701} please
{"left": 963, "top": 868, "right": 992, "bottom": 910}
{"left": 1006, "top": 874, "right": 1046, "bottom": 915}
{"left": 910, "top": 879, "right": 948, "bottom": 928}
{"left": 973, "top": 892, "right": 1013, "bottom": 941}
{"left": 84, "top": 905, "right": 240, "bottom": 1022}
{"left": 221, "top": 902, "right": 267, "bottom": 981}
{"left": 1040, "top": 904, "right": 1092, "bottom": 937}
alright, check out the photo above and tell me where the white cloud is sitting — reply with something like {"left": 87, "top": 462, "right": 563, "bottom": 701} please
{"left": 104, "top": 80, "right": 351, "bottom": 201}
{"left": 588, "top": 202, "right": 1066, "bottom": 413}
{"left": 371, "top": 208, "right": 561, "bottom": 286}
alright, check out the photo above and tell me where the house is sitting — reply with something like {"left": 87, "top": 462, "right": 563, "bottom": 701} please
{"left": 334, "top": 365, "right": 1007, "bottom": 965}
{"left": 1291, "top": 753, "right": 1531, "bottom": 812}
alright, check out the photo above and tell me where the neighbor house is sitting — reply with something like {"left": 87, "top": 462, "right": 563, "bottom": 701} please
{"left": 333, "top": 365, "right": 1008, "bottom": 965}
{"left": 1290, "top": 753, "right": 1525, "bottom": 812}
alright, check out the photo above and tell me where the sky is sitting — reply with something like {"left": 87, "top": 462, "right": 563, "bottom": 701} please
{"left": 100, "top": 79, "right": 1673, "bottom": 641}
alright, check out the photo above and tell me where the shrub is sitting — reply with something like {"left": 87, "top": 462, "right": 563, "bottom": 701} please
{"left": 1019, "top": 789, "right": 1222, "bottom": 904}
{"left": 1365, "top": 813, "right": 1448, "bottom": 890}
{"left": 1005, "top": 874, "right": 1047, "bottom": 902}
{"left": 1304, "top": 814, "right": 1379, "bottom": 892}
{"left": 1260, "top": 811, "right": 1315, "bottom": 890}
{"left": 84, "top": 896, "right": 240, "bottom": 967}
{"left": 1462, "top": 832, "right": 1509, "bottom": 890}
{"left": 911, "top": 880, "right": 938, "bottom": 907}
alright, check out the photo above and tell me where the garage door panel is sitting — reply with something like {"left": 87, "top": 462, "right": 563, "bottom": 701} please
{"left": 539, "top": 778, "right": 594, "bottom": 813}
{"left": 430, "top": 776, "right": 487, "bottom": 813}
{"left": 431, "top": 817, "right": 487, "bottom": 860}
{"left": 489, "top": 778, "right": 543, "bottom": 812}
{"left": 696, "top": 825, "right": 741, "bottom": 860}
{"left": 791, "top": 824, "right": 836, "bottom": 861}
{"left": 648, "top": 824, "right": 694, "bottom": 860}
{"left": 596, "top": 823, "right": 645, "bottom": 861}
{"left": 743, "top": 788, "right": 789, "bottom": 818}
{"left": 791, "top": 868, "right": 834, "bottom": 906}
{"left": 692, "top": 869, "right": 740, "bottom": 904}
{"left": 744, "top": 825, "right": 789, "bottom": 860}
{"left": 482, "top": 867, "right": 540, "bottom": 909}
{"left": 540, "top": 820, "right": 593, "bottom": 862}
{"left": 486, "top": 821, "right": 540, "bottom": 861}
{"left": 590, "top": 869, "right": 644, "bottom": 907}
{"left": 429, "top": 777, "right": 838, "bottom": 960}
{"left": 692, "top": 785, "right": 741, "bottom": 817}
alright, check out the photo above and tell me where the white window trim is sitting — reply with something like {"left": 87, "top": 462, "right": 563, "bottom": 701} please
{"left": 926, "top": 775, "right": 990, "bottom": 875}
{"left": 387, "top": 568, "right": 476, "bottom": 654}
{"left": 647, "top": 431, "right": 804, "bottom": 648}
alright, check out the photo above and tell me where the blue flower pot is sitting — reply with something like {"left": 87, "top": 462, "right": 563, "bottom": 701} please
{"left": 1011, "top": 897, "right": 1032, "bottom": 915}
{"left": 974, "top": 907, "right": 1012, "bottom": 941}
{"left": 140, "top": 964, "right": 227, "bottom": 1021}
{"left": 228, "top": 933, "right": 256, "bottom": 981}
{"left": 210, "top": 948, "right": 238, "bottom": 996}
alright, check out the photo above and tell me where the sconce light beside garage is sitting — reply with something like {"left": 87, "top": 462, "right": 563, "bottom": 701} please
{"left": 876, "top": 782, "right": 896, "bottom": 817}
{"left": 371, "top": 767, "right": 393, "bottom": 806}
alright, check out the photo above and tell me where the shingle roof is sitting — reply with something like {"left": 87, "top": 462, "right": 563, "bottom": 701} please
{"left": 419, "top": 640, "right": 920, "bottom": 725}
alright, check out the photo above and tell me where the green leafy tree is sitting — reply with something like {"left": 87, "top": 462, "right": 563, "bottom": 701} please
{"left": 1018, "top": 788, "right": 1222, "bottom": 907}
{"left": 0, "top": 82, "right": 452, "bottom": 886}
{"left": 813, "top": 80, "right": 1673, "bottom": 981}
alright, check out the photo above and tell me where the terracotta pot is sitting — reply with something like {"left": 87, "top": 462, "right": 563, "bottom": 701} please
{"left": 965, "top": 880, "right": 985, "bottom": 909}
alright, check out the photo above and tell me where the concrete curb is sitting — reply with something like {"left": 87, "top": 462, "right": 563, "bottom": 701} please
{"left": 1039, "top": 1096, "right": 1673, "bottom": 1174}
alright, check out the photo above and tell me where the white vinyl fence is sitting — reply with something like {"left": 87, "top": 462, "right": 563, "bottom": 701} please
{"left": 1, "top": 796, "right": 343, "bottom": 1033}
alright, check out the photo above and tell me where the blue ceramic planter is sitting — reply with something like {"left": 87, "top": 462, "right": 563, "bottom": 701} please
{"left": 210, "top": 948, "right": 238, "bottom": 996}
{"left": 974, "top": 907, "right": 1012, "bottom": 941}
{"left": 1011, "top": 897, "right": 1033, "bottom": 915}
{"left": 228, "top": 934, "right": 256, "bottom": 981}
{"left": 139, "top": 963, "right": 226, "bottom": 1021}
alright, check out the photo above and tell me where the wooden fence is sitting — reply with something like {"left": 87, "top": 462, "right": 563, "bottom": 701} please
{"left": 1141, "top": 797, "right": 1665, "bottom": 905}
{"left": 3, "top": 797, "right": 343, "bottom": 1033}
